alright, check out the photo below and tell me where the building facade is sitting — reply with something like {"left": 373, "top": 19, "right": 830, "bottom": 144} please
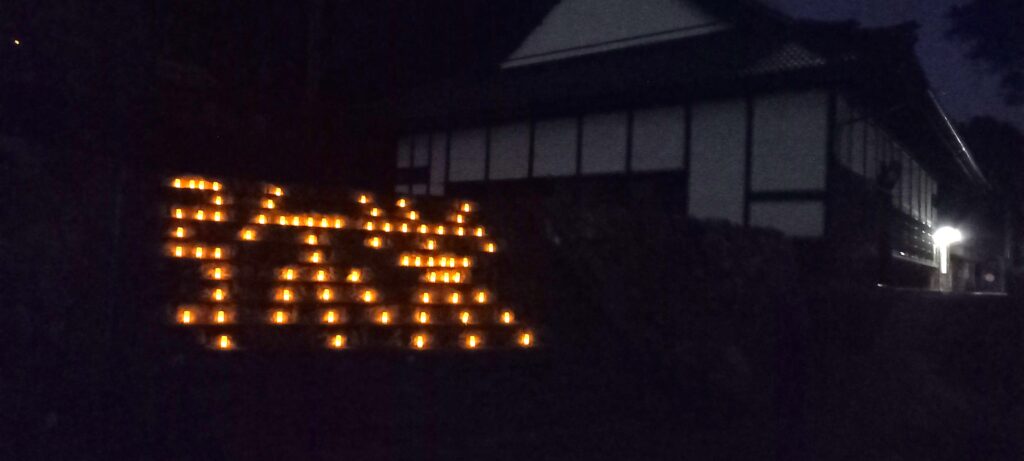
{"left": 388, "top": 0, "right": 987, "bottom": 288}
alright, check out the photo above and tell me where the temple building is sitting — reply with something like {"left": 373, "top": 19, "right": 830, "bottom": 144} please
{"left": 386, "top": 0, "right": 990, "bottom": 288}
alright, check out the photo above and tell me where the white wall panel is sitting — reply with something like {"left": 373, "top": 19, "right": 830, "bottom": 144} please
{"left": 396, "top": 136, "right": 412, "bottom": 168}
{"left": 751, "top": 91, "right": 827, "bottom": 191}
{"left": 688, "top": 99, "right": 746, "bottom": 224}
{"left": 631, "top": 106, "right": 686, "bottom": 172}
{"left": 750, "top": 202, "right": 825, "bottom": 237}
{"left": 489, "top": 122, "right": 531, "bottom": 180}
{"left": 411, "top": 183, "right": 427, "bottom": 195}
{"left": 533, "top": 117, "right": 578, "bottom": 177}
{"left": 429, "top": 131, "right": 448, "bottom": 192}
{"left": 448, "top": 128, "right": 487, "bottom": 182}
{"left": 413, "top": 134, "right": 430, "bottom": 167}
{"left": 581, "top": 112, "right": 628, "bottom": 174}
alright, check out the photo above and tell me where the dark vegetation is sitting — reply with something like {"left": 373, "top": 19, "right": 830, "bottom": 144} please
{"left": 3, "top": 149, "right": 1022, "bottom": 460}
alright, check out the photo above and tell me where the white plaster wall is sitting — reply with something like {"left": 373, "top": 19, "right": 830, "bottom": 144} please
{"left": 448, "top": 128, "right": 487, "bottom": 182}
{"left": 489, "top": 122, "right": 531, "bottom": 180}
{"left": 631, "top": 106, "right": 686, "bottom": 172}
{"left": 751, "top": 90, "right": 827, "bottom": 191}
{"left": 533, "top": 117, "right": 578, "bottom": 177}
{"left": 581, "top": 112, "right": 628, "bottom": 174}
{"left": 688, "top": 99, "right": 746, "bottom": 224}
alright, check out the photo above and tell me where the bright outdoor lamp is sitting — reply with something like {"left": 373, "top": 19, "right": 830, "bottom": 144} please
{"left": 932, "top": 226, "right": 963, "bottom": 275}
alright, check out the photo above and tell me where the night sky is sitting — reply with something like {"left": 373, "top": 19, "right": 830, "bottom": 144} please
{"left": 767, "top": 0, "right": 1023, "bottom": 129}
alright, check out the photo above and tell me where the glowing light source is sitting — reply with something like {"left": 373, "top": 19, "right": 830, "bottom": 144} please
{"left": 449, "top": 292, "right": 462, "bottom": 304}
{"left": 423, "top": 239, "right": 437, "bottom": 251}
{"left": 212, "top": 195, "right": 224, "bottom": 205}
{"left": 178, "top": 308, "right": 194, "bottom": 324}
{"left": 366, "top": 236, "right": 383, "bottom": 249}
{"left": 319, "top": 287, "right": 334, "bottom": 302}
{"left": 460, "top": 202, "right": 473, "bottom": 213}
{"left": 213, "top": 309, "right": 228, "bottom": 324}
{"left": 464, "top": 334, "right": 481, "bottom": 349}
{"left": 241, "top": 228, "right": 257, "bottom": 241}
{"left": 382, "top": 222, "right": 393, "bottom": 233}
{"left": 315, "top": 269, "right": 328, "bottom": 282}
{"left": 212, "top": 247, "right": 223, "bottom": 259}
{"left": 483, "top": 242, "right": 497, "bottom": 253}
{"left": 268, "top": 185, "right": 284, "bottom": 197}
{"left": 305, "top": 234, "right": 319, "bottom": 245}
{"left": 212, "top": 182, "right": 222, "bottom": 191}
{"left": 435, "top": 225, "right": 446, "bottom": 235}
{"left": 211, "top": 266, "right": 225, "bottom": 280}
{"left": 262, "top": 198, "right": 275, "bottom": 209}
{"left": 415, "top": 310, "right": 430, "bottom": 324}
{"left": 328, "top": 334, "right": 347, "bottom": 349}
{"left": 419, "top": 291, "right": 432, "bottom": 304}
{"left": 195, "top": 209, "right": 205, "bottom": 220}
{"left": 933, "top": 226, "right": 964, "bottom": 275}
{"left": 291, "top": 216, "right": 300, "bottom": 226}
{"left": 399, "top": 223, "right": 410, "bottom": 233}
{"left": 501, "top": 310, "right": 514, "bottom": 324}
{"left": 173, "top": 208, "right": 184, "bottom": 219}
{"left": 411, "top": 333, "right": 428, "bottom": 349}
{"left": 212, "top": 288, "right": 226, "bottom": 302}
{"left": 370, "top": 207, "right": 382, "bottom": 217}
{"left": 271, "top": 310, "right": 290, "bottom": 324}
{"left": 407, "top": 211, "right": 419, "bottom": 220}
{"left": 215, "top": 334, "right": 234, "bottom": 350}
{"left": 334, "top": 218, "right": 344, "bottom": 229}
{"left": 378, "top": 310, "right": 391, "bottom": 324}
{"left": 397, "top": 198, "right": 409, "bottom": 208}
{"left": 459, "top": 310, "right": 471, "bottom": 324}
{"left": 309, "top": 251, "right": 323, "bottom": 264}
{"left": 173, "top": 245, "right": 184, "bottom": 257}
{"left": 357, "top": 194, "right": 371, "bottom": 204}
{"left": 518, "top": 332, "right": 533, "bottom": 347}
{"left": 474, "top": 290, "right": 488, "bottom": 304}
{"left": 172, "top": 178, "right": 182, "bottom": 188}
{"left": 173, "top": 227, "right": 186, "bottom": 238}
{"left": 194, "top": 246, "right": 205, "bottom": 258}
{"left": 282, "top": 268, "right": 297, "bottom": 281}
{"left": 473, "top": 227, "right": 485, "bottom": 237}
{"left": 418, "top": 224, "right": 429, "bottom": 234}
{"left": 360, "top": 289, "right": 377, "bottom": 303}
{"left": 346, "top": 269, "right": 363, "bottom": 283}
{"left": 323, "top": 310, "right": 339, "bottom": 324}
{"left": 278, "top": 287, "right": 295, "bottom": 302}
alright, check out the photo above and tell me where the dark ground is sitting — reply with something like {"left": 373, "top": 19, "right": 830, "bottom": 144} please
{"left": 3, "top": 145, "right": 1022, "bottom": 460}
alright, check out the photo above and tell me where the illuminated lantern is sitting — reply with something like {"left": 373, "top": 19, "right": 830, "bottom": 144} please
{"left": 178, "top": 308, "right": 194, "bottom": 324}
{"left": 418, "top": 224, "right": 429, "bottom": 234}
{"left": 464, "top": 334, "right": 481, "bottom": 349}
{"left": 370, "top": 207, "right": 382, "bottom": 217}
{"left": 518, "top": 332, "right": 533, "bottom": 347}
{"left": 271, "top": 186, "right": 283, "bottom": 196}
{"left": 460, "top": 202, "right": 473, "bottom": 213}
{"left": 366, "top": 236, "right": 383, "bottom": 249}
{"left": 454, "top": 214, "right": 465, "bottom": 224}
{"left": 211, "top": 267, "right": 225, "bottom": 280}
{"left": 407, "top": 211, "right": 419, "bottom": 220}
{"left": 450, "top": 292, "right": 462, "bottom": 304}
{"left": 378, "top": 309, "right": 391, "bottom": 324}
{"left": 305, "top": 217, "right": 314, "bottom": 227}
{"left": 309, "top": 251, "right": 323, "bottom": 264}
{"left": 291, "top": 216, "right": 300, "bottom": 226}
{"left": 346, "top": 269, "right": 362, "bottom": 283}
{"left": 397, "top": 198, "right": 408, "bottom": 208}
{"left": 305, "top": 234, "right": 318, "bottom": 245}
{"left": 360, "top": 289, "right": 377, "bottom": 303}
{"left": 188, "top": 179, "right": 196, "bottom": 189}
{"left": 197, "top": 180, "right": 207, "bottom": 190}
{"left": 173, "top": 208, "right": 184, "bottom": 219}
{"left": 319, "top": 217, "right": 330, "bottom": 228}
{"left": 319, "top": 287, "right": 333, "bottom": 302}
{"left": 461, "top": 257, "right": 471, "bottom": 268}
{"left": 411, "top": 333, "right": 428, "bottom": 349}
{"left": 415, "top": 310, "right": 430, "bottom": 324}
{"left": 194, "top": 246, "right": 205, "bottom": 258}
{"left": 357, "top": 194, "right": 370, "bottom": 204}
{"left": 212, "top": 247, "right": 223, "bottom": 259}
{"left": 271, "top": 310, "right": 289, "bottom": 324}
{"left": 173, "top": 178, "right": 182, "bottom": 188}
{"left": 328, "top": 334, "right": 347, "bottom": 349}
{"left": 426, "top": 272, "right": 437, "bottom": 283}
{"left": 333, "top": 218, "right": 344, "bottom": 229}
{"left": 241, "top": 228, "right": 256, "bottom": 241}
{"left": 427, "top": 256, "right": 435, "bottom": 267}
{"left": 212, "top": 211, "right": 223, "bottom": 222}
{"left": 314, "top": 269, "right": 328, "bottom": 282}
{"left": 322, "top": 310, "right": 339, "bottom": 324}
{"left": 423, "top": 239, "right": 437, "bottom": 251}
{"left": 212, "top": 288, "right": 226, "bottom": 302}
{"left": 399, "top": 223, "right": 409, "bottom": 233}
{"left": 282, "top": 268, "right": 297, "bottom": 281}
{"left": 483, "top": 242, "right": 496, "bottom": 253}
{"left": 195, "top": 209, "right": 205, "bottom": 220}
{"left": 278, "top": 287, "right": 295, "bottom": 302}
{"left": 455, "top": 227, "right": 465, "bottom": 236}
{"left": 278, "top": 216, "right": 288, "bottom": 226}
{"left": 262, "top": 198, "right": 275, "bottom": 209}
{"left": 215, "top": 334, "right": 233, "bottom": 350}
{"left": 435, "top": 225, "right": 446, "bottom": 235}
{"left": 474, "top": 227, "right": 485, "bottom": 237}
{"left": 211, "top": 181, "right": 222, "bottom": 191}
{"left": 173, "top": 245, "right": 185, "bottom": 257}
{"left": 382, "top": 222, "right": 393, "bottom": 233}
{"left": 459, "top": 310, "right": 471, "bottom": 324}
{"left": 453, "top": 272, "right": 463, "bottom": 283}
{"left": 413, "top": 255, "right": 423, "bottom": 267}
{"left": 212, "top": 195, "right": 224, "bottom": 205}
{"left": 501, "top": 310, "right": 515, "bottom": 324}
{"left": 419, "top": 291, "right": 432, "bottom": 304}
{"left": 474, "top": 290, "right": 488, "bottom": 304}
{"left": 173, "top": 227, "right": 186, "bottom": 238}
{"left": 363, "top": 221, "right": 375, "bottom": 231}
{"left": 399, "top": 254, "right": 411, "bottom": 267}
{"left": 213, "top": 309, "right": 228, "bottom": 324}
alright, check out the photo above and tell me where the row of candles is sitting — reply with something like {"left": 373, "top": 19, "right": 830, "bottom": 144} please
{"left": 208, "top": 329, "right": 532, "bottom": 351}
{"left": 177, "top": 305, "right": 516, "bottom": 326}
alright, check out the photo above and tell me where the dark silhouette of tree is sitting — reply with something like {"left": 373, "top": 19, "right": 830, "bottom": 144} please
{"left": 947, "top": 0, "right": 1024, "bottom": 105}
